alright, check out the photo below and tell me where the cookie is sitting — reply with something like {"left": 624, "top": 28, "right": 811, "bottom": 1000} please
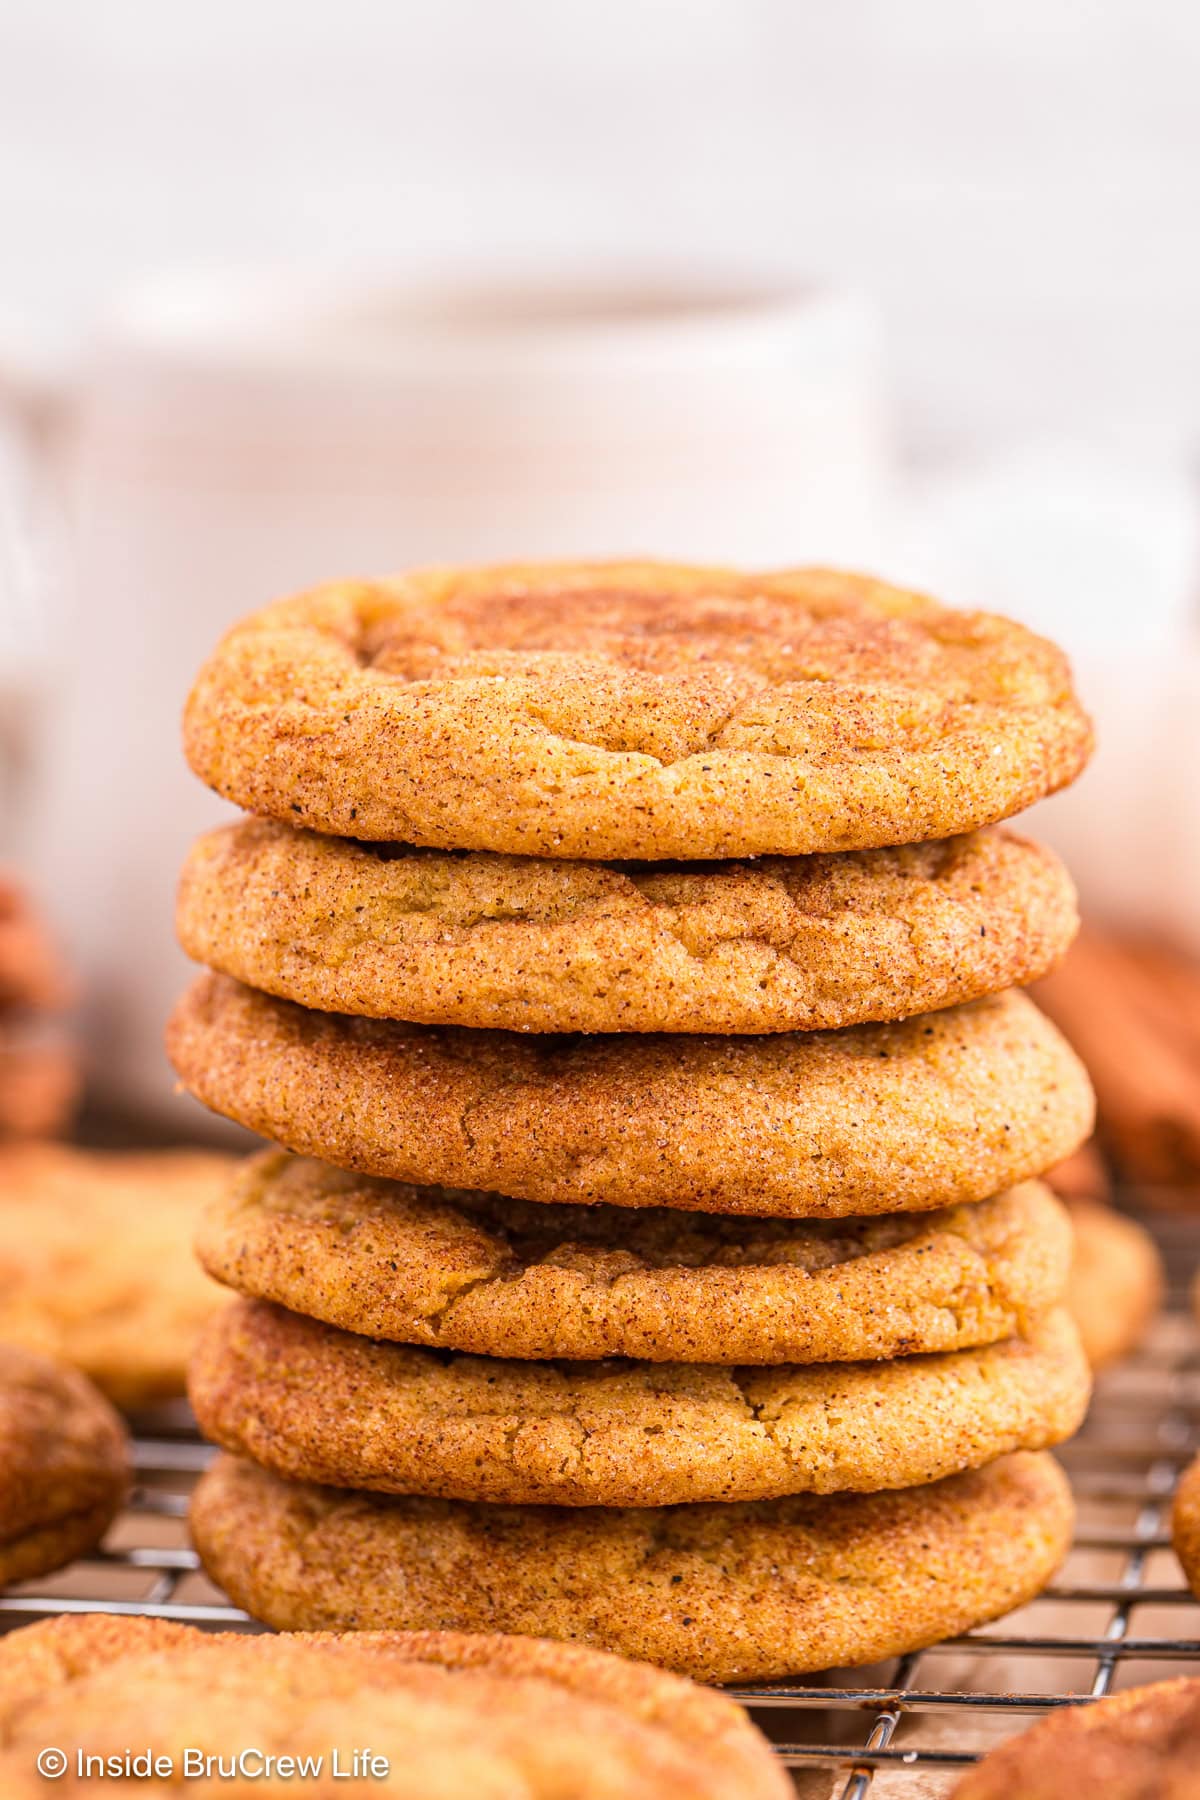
{"left": 168, "top": 977, "right": 1093, "bottom": 1217}
{"left": 0, "top": 1616, "right": 788, "bottom": 1800}
{"left": 182, "top": 562, "right": 1091, "bottom": 861}
{"left": 952, "top": 1677, "right": 1200, "bottom": 1799}
{"left": 189, "top": 1298, "right": 1090, "bottom": 1506}
{"left": 1064, "top": 1200, "right": 1163, "bottom": 1369}
{"left": 0, "top": 1144, "right": 236, "bottom": 1407}
{"left": 1172, "top": 1453, "right": 1200, "bottom": 1598}
{"left": 0, "top": 1344, "right": 128, "bottom": 1586}
{"left": 191, "top": 1450, "right": 1074, "bottom": 1683}
{"left": 199, "top": 1151, "right": 1073, "bottom": 1364}
{"left": 177, "top": 820, "right": 1078, "bottom": 1035}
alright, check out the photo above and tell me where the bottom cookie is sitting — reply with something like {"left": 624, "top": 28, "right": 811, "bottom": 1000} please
{"left": 0, "top": 1615, "right": 788, "bottom": 1800}
{"left": 191, "top": 1451, "right": 1074, "bottom": 1684}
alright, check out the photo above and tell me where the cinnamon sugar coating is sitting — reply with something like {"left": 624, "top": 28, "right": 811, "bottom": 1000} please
{"left": 190, "top": 1451, "right": 1075, "bottom": 1683}
{"left": 183, "top": 561, "right": 1092, "bottom": 860}
{"left": 177, "top": 821, "right": 1077, "bottom": 1034}
{"left": 168, "top": 976, "right": 1095, "bottom": 1217}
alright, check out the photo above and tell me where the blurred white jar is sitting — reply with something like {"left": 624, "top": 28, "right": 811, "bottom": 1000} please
{"left": 900, "top": 447, "right": 1200, "bottom": 954}
{"left": 21, "top": 273, "right": 890, "bottom": 1126}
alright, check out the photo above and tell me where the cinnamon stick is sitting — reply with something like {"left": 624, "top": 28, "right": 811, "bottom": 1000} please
{"left": 0, "top": 875, "right": 72, "bottom": 1014}
{"left": 0, "top": 1040, "right": 78, "bottom": 1139}
{"left": 1044, "top": 1141, "right": 1112, "bottom": 1207}
{"left": 1035, "top": 926, "right": 1200, "bottom": 1191}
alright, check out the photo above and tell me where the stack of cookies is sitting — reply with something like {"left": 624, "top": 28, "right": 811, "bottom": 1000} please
{"left": 170, "top": 561, "right": 1097, "bottom": 1684}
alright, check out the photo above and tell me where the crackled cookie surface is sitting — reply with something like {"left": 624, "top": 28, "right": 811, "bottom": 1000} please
{"left": 189, "top": 1298, "right": 1089, "bottom": 1506}
{"left": 199, "top": 1151, "right": 1073, "bottom": 1363}
{"left": 0, "top": 1615, "right": 788, "bottom": 1800}
{"left": 182, "top": 562, "right": 1092, "bottom": 860}
{"left": 0, "top": 1145, "right": 235, "bottom": 1407}
{"left": 178, "top": 821, "right": 1077, "bottom": 1034}
{"left": 0, "top": 1344, "right": 128, "bottom": 1586}
{"left": 191, "top": 1451, "right": 1074, "bottom": 1683}
{"left": 169, "top": 976, "right": 1094, "bottom": 1216}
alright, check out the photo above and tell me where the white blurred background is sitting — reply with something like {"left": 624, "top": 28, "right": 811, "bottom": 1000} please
{"left": 0, "top": 0, "right": 1197, "bottom": 1118}
{"left": 2, "top": 0, "right": 1199, "bottom": 457}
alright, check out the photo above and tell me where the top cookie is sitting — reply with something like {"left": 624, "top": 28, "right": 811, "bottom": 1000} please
{"left": 0, "top": 1616, "right": 788, "bottom": 1800}
{"left": 182, "top": 562, "right": 1092, "bottom": 860}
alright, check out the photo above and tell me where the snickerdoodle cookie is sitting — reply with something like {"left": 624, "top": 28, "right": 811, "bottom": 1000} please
{"left": 178, "top": 821, "right": 1077, "bottom": 1035}
{"left": 1172, "top": 1453, "right": 1200, "bottom": 1599}
{"left": 0, "top": 1615, "right": 788, "bottom": 1800}
{"left": 1064, "top": 1201, "right": 1163, "bottom": 1369}
{"left": 199, "top": 1151, "right": 1073, "bottom": 1364}
{"left": 182, "top": 562, "right": 1092, "bottom": 861}
{"left": 191, "top": 1450, "right": 1074, "bottom": 1683}
{"left": 952, "top": 1677, "right": 1200, "bottom": 1799}
{"left": 168, "top": 977, "right": 1093, "bottom": 1217}
{"left": 0, "top": 1145, "right": 235, "bottom": 1407}
{"left": 189, "top": 1299, "right": 1089, "bottom": 1507}
{"left": 0, "top": 1344, "right": 128, "bottom": 1586}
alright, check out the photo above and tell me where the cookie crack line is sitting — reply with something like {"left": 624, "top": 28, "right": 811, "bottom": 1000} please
{"left": 420, "top": 1268, "right": 512, "bottom": 1334}
{"left": 517, "top": 692, "right": 766, "bottom": 764}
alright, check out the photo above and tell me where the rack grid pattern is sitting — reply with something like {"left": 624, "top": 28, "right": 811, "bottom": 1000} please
{"left": 3, "top": 1239, "right": 1197, "bottom": 1798}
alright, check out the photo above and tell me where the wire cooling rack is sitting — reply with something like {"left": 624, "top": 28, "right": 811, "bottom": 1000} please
{"left": 2, "top": 1208, "right": 1198, "bottom": 1799}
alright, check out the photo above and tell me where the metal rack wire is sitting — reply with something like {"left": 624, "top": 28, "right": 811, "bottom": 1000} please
{"left": 3, "top": 1218, "right": 1198, "bottom": 1799}
{"left": 736, "top": 1302, "right": 1200, "bottom": 1795}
